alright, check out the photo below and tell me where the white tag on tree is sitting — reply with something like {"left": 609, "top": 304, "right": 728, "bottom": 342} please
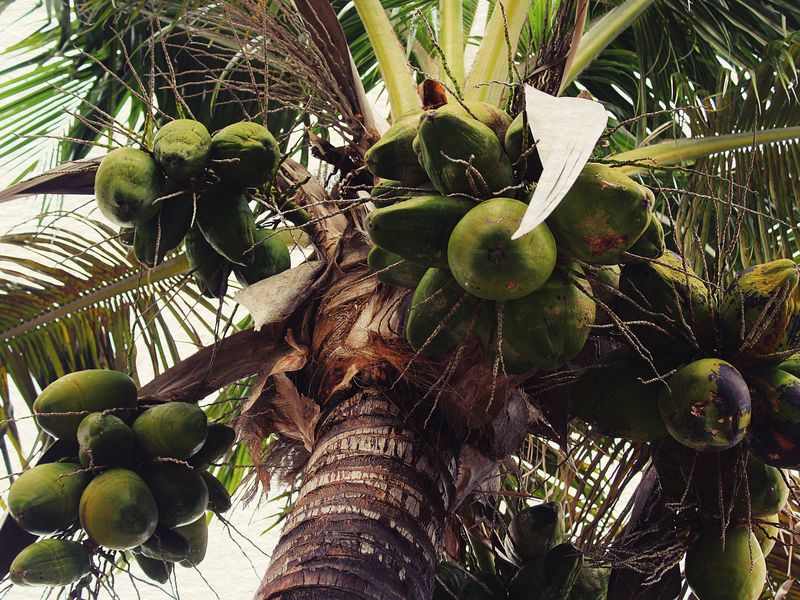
{"left": 512, "top": 85, "right": 608, "bottom": 239}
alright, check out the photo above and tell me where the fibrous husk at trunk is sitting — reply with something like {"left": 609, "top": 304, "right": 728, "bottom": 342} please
{"left": 250, "top": 200, "right": 539, "bottom": 597}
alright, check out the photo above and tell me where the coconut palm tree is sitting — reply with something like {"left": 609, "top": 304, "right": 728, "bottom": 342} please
{"left": 0, "top": 1, "right": 798, "bottom": 598}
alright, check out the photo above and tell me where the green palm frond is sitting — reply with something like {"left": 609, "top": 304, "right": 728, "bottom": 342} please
{"left": 664, "top": 44, "right": 800, "bottom": 270}
{"left": 0, "top": 213, "right": 231, "bottom": 454}
{"left": 0, "top": 0, "right": 327, "bottom": 185}
{"left": 575, "top": 1, "right": 800, "bottom": 139}
{"left": 333, "top": 0, "right": 437, "bottom": 95}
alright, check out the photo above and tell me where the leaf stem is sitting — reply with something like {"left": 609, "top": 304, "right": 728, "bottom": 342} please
{"left": 609, "top": 126, "right": 800, "bottom": 175}
{"left": 439, "top": 0, "right": 465, "bottom": 94}
{"left": 561, "top": 0, "right": 656, "bottom": 90}
{"left": 464, "top": 0, "right": 530, "bottom": 106}
{"left": 354, "top": 0, "right": 421, "bottom": 121}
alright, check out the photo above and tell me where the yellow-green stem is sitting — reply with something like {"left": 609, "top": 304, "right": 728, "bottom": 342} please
{"left": 464, "top": 0, "right": 530, "bottom": 106}
{"left": 610, "top": 126, "right": 800, "bottom": 175}
{"left": 562, "top": 0, "right": 656, "bottom": 89}
{"left": 354, "top": 0, "right": 421, "bottom": 121}
{"left": 439, "top": 0, "right": 465, "bottom": 96}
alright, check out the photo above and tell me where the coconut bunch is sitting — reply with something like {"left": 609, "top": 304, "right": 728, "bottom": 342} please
{"left": 433, "top": 503, "right": 609, "bottom": 600}
{"left": 6, "top": 369, "right": 235, "bottom": 588}
{"left": 363, "top": 94, "right": 662, "bottom": 376}
{"left": 568, "top": 256, "right": 800, "bottom": 599}
{"left": 573, "top": 257, "right": 800, "bottom": 464}
{"left": 95, "top": 119, "right": 292, "bottom": 299}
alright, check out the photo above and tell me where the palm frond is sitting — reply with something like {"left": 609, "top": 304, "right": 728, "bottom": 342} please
{"left": 643, "top": 44, "right": 800, "bottom": 270}
{"left": 0, "top": 212, "right": 228, "bottom": 453}
{"left": 575, "top": 1, "right": 800, "bottom": 140}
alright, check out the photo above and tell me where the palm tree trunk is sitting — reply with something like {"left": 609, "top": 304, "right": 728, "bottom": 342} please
{"left": 257, "top": 389, "right": 455, "bottom": 600}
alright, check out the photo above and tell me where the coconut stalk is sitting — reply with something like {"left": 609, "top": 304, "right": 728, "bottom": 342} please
{"left": 610, "top": 126, "right": 800, "bottom": 175}
{"left": 438, "top": 0, "right": 466, "bottom": 96}
{"left": 353, "top": 0, "right": 421, "bottom": 121}
{"left": 464, "top": 0, "right": 530, "bottom": 106}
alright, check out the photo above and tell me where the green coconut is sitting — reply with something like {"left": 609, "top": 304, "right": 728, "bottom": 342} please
{"left": 447, "top": 198, "right": 557, "bottom": 300}
{"left": 685, "top": 526, "right": 766, "bottom": 600}
{"left": 140, "top": 525, "right": 191, "bottom": 562}
{"left": 658, "top": 358, "right": 751, "bottom": 452}
{"left": 747, "top": 367, "right": 800, "bottom": 468}
{"left": 733, "top": 455, "right": 789, "bottom": 518}
{"left": 134, "top": 553, "right": 173, "bottom": 583}
{"left": 405, "top": 267, "right": 482, "bottom": 356}
{"left": 9, "top": 539, "right": 91, "bottom": 587}
{"left": 364, "top": 112, "right": 427, "bottom": 183}
{"left": 33, "top": 369, "right": 138, "bottom": 440}
{"left": 414, "top": 105, "right": 515, "bottom": 197}
{"left": 365, "top": 195, "right": 475, "bottom": 269}
{"left": 195, "top": 184, "right": 257, "bottom": 266}
{"left": 618, "top": 250, "right": 715, "bottom": 352}
{"left": 189, "top": 423, "right": 236, "bottom": 469}
{"left": 133, "top": 189, "right": 194, "bottom": 269}
{"left": 95, "top": 147, "right": 164, "bottom": 226}
{"left": 132, "top": 401, "right": 208, "bottom": 460}
{"left": 721, "top": 259, "right": 800, "bottom": 366}
{"left": 369, "top": 179, "right": 436, "bottom": 207}
{"left": 176, "top": 515, "right": 210, "bottom": 567}
{"left": 500, "top": 264, "right": 595, "bottom": 371}
{"left": 452, "top": 101, "right": 512, "bottom": 144}
{"left": 504, "top": 111, "right": 543, "bottom": 182}
{"left": 141, "top": 463, "right": 209, "bottom": 528}
{"left": 367, "top": 246, "right": 427, "bottom": 290}
{"left": 210, "top": 121, "right": 281, "bottom": 189}
{"left": 547, "top": 163, "right": 653, "bottom": 265}
{"left": 79, "top": 468, "right": 158, "bottom": 550}
{"left": 201, "top": 471, "right": 232, "bottom": 513}
{"left": 77, "top": 412, "right": 135, "bottom": 468}
{"left": 505, "top": 502, "right": 565, "bottom": 565}
{"left": 754, "top": 515, "right": 780, "bottom": 558}
{"left": 624, "top": 212, "right": 665, "bottom": 261}
{"left": 777, "top": 353, "right": 800, "bottom": 378}
{"left": 185, "top": 224, "right": 229, "bottom": 299}
{"left": 567, "top": 565, "right": 610, "bottom": 600}
{"left": 587, "top": 264, "right": 621, "bottom": 325}
{"left": 153, "top": 119, "right": 211, "bottom": 181}
{"left": 572, "top": 355, "right": 668, "bottom": 443}
{"left": 232, "top": 228, "right": 291, "bottom": 286}
{"left": 508, "top": 543, "right": 583, "bottom": 600}
{"left": 8, "top": 462, "right": 91, "bottom": 535}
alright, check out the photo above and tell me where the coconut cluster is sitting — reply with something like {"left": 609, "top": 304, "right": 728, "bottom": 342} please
{"left": 94, "top": 120, "right": 291, "bottom": 299}
{"left": 364, "top": 99, "right": 661, "bottom": 376}
{"left": 569, "top": 255, "right": 800, "bottom": 598}
{"left": 6, "top": 369, "right": 234, "bottom": 588}
{"left": 434, "top": 502, "right": 609, "bottom": 600}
